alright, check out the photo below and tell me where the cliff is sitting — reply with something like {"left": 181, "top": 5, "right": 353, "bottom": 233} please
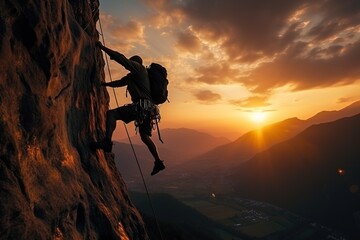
{"left": 0, "top": 1, "right": 148, "bottom": 239}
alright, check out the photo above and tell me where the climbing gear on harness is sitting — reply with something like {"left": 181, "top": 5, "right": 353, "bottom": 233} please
{"left": 134, "top": 98, "right": 153, "bottom": 126}
{"left": 133, "top": 99, "right": 164, "bottom": 143}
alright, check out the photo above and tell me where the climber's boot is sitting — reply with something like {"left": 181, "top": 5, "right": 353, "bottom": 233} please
{"left": 151, "top": 160, "right": 165, "bottom": 176}
{"left": 90, "top": 138, "right": 113, "bottom": 152}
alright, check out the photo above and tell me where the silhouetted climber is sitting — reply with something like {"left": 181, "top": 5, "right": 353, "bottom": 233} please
{"left": 92, "top": 41, "right": 165, "bottom": 176}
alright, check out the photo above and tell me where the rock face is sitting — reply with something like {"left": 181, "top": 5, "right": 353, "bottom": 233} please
{"left": 0, "top": 1, "right": 148, "bottom": 239}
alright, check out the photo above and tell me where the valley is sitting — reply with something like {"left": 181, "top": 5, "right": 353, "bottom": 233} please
{"left": 115, "top": 102, "right": 360, "bottom": 239}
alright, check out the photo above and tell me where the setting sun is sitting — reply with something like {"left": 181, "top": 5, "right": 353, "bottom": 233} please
{"left": 251, "top": 111, "right": 267, "bottom": 123}
{"left": 99, "top": 0, "right": 360, "bottom": 140}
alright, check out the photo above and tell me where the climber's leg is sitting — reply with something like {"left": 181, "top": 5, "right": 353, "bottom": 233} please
{"left": 91, "top": 105, "right": 135, "bottom": 152}
{"left": 138, "top": 117, "right": 165, "bottom": 176}
{"left": 140, "top": 131, "right": 161, "bottom": 162}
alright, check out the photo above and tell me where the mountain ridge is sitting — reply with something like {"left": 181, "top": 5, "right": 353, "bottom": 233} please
{"left": 229, "top": 113, "right": 360, "bottom": 237}
{"left": 185, "top": 100, "right": 360, "bottom": 171}
{"left": 118, "top": 127, "right": 230, "bottom": 163}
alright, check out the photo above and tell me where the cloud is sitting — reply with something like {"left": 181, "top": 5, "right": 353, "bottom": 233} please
{"left": 155, "top": 0, "right": 307, "bottom": 62}
{"left": 112, "top": 20, "right": 145, "bottom": 42}
{"left": 336, "top": 97, "right": 360, "bottom": 104}
{"left": 176, "top": 28, "right": 201, "bottom": 52}
{"left": 193, "top": 90, "right": 222, "bottom": 103}
{"left": 230, "top": 95, "right": 271, "bottom": 108}
{"left": 248, "top": 40, "right": 360, "bottom": 93}
{"left": 167, "top": 0, "right": 360, "bottom": 62}
{"left": 142, "top": 0, "right": 169, "bottom": 9}
{"left": 145, "top": 0, "right": 360, "bottom": 95}
{"left": 306, "top": 0, "right": 360, "bottom": 41}
{"left": 99, "top": 14, "right": 146, "bottom": 51}
{"left": 187, "top": 62, "right": 243, "bottom": 84}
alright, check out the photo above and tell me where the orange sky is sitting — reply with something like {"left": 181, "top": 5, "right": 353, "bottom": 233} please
{"left": 98, "top": 0, "right": 360, "bottom": 140}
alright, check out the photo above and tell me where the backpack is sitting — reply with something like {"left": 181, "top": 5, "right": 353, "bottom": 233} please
{"left": 147, "top": 63, "right": 169, "bottom": 105}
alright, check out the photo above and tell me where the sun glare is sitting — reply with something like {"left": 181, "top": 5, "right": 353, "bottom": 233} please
{"left": 251, "top": 110, "right": 267, "bottom": 123}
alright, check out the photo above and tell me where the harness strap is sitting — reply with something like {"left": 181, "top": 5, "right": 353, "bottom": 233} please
{"left": 155, "top": 119, "right": 164, "bottom": 144}
{"left": 133, "top": 99, "right": 164, "bottom": 143}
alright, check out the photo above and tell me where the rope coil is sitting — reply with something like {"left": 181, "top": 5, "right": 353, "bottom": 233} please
{"left": 97, "top": 12, "right": 164, "bottom": 240}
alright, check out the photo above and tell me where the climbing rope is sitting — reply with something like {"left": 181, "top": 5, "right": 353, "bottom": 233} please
{"left": 97, "top": 11, "right": 164, "bottom": 240}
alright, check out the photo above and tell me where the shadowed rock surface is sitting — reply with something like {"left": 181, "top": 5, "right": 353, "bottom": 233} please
{"left": 0, "top": 0, "right": 148, "bottom": 239}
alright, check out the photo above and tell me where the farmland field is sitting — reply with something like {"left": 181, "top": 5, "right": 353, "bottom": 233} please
{"left": 130, "top": 189, "right": 349, "bottom": 239}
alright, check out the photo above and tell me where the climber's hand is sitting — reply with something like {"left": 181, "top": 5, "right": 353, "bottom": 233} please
{"left": 101, "top": 82, "right": 108, "bottom": 86}
{"left": 95, "top": 41, "right": 103, "bottom": 48}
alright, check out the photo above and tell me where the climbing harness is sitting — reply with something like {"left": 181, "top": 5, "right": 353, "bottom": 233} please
{"left": 133, "top": 99, "right": 163, "bottom": 143}
{"left": 130, "top": 70, "right": 165, "bottom": 144}
{"left": 134, "top": 98, "right": 153, "bottom": 127}
{"left": 97, "top": 10, "right": 164, "bottom": 240}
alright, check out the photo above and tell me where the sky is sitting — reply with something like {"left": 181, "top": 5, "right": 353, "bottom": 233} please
{"left": 97, "top": 0, "right": 360, "bottom": 140}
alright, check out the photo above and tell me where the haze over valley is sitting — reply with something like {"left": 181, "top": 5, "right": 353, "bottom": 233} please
{"left": 115, "top": 101, "right": 360, "bottom": 239}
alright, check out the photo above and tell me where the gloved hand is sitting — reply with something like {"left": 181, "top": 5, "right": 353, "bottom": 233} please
{"left": 95, "top": 41, "right": 103, "bottom": 48}
{"left": 101, "top": 82, "right": 108, "bottom": 86}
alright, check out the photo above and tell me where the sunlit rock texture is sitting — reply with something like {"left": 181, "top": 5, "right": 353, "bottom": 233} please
{"left": 0, "top": 0, "right": 148, "bottom": 239}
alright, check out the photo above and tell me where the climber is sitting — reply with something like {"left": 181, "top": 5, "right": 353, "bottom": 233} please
{"left": 91, "top": 41, "right": 165, "bottom": 176}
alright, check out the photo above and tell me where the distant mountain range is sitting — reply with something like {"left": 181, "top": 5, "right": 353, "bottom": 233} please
{"left": 114, "top": 101, "right": 360, "bottom": 237}
{"left": 115, "top": 101, "right": 360, "bottom": 182}
{"left": 113, "top": 128, "right": 230, "bottom": 179}
{"left": 229, "top": 113, "right": 360, "bottom": 238}
{"left": 182, "top": 100, "right": 360, "bottom": 172}
{"left": 307, "top": 100, "right": 360, "bottom": 125}
{"left": 118, "top": 128, "right": 230, "bottom": 161}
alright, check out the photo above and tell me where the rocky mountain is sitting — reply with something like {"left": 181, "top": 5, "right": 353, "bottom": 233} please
{"left": 229, "top": 113, "right": 360, "bottom": 238}
{"left": 0, "top": 1, "right": 148, "bottom": 239}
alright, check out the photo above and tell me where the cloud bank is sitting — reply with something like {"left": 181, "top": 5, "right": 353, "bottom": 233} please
{"left": 144, "top": 0, "right": 360, "bottom": 104}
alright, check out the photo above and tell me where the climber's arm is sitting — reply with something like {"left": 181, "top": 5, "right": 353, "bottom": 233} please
{"left": 102, "top": 75, "right": 129, "bottom": 88}
{"left": 96, "top": 42, "right": 118, "bottom": 57}
{"left": 96, "top": 41, "right": 138, "bottom": 72}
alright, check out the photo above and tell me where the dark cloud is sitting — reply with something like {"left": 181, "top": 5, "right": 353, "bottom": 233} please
{"left": 146, "top": 0, "right": 360, "bottom": 93}
{"left": 307, "top": 44, "right": 344, "bottom": 59}
{"left": 169, "top": 0, "right": 360, "bottom": 62}
{"left": 249, "top": 40, "right": 360, "bottom": 93}
{"left": 194, "top": 90, "right": 222, "bottom": 103}
{"left": 173, "top": 0, "right": 307, "bottom": 61}
{"left": 176, "top": 29, "right": 201, "bottom": 52}
{"left": 306, "top": 0, "right": 360, "bottom": 41}
{"left": 336, "top": 97, "right": 360, "bottom": 104}
{"left": 187, "top": 62, "right": 242, "bottom": 84}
